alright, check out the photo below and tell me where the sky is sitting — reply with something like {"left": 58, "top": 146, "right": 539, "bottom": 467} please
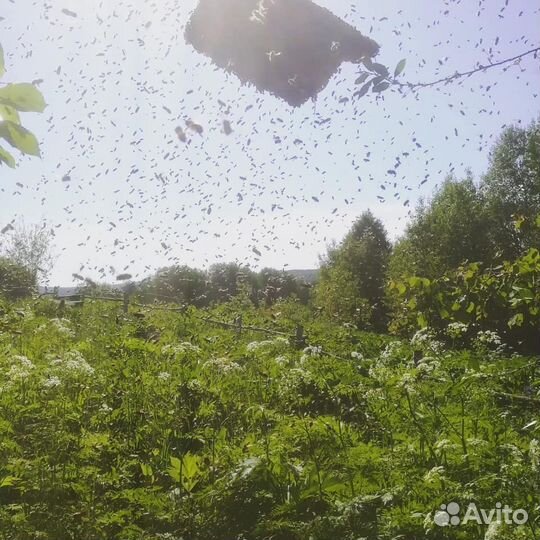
{"left": 1, "top": 0, "right": 539, "bottom": 285}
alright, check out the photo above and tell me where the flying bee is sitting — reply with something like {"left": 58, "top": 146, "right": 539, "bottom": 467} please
{"left": 175, "top": 126, "right": 187, "bottom": 142}
{"left": 223, "top": 120, "right": 233, "bottom": 135}
{"left": 185, "top": 119, "right": 203, "bottom": 135}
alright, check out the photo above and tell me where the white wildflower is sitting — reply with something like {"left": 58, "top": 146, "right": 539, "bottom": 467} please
{"left": 275, "top": 355, "right": 289, "bottom": 366}
{"left": 158, "top": 371, "right": 171, "bottom": 382}
{"left": 379, "top": 340, "right": 405, "bottom": 363}
{"left": 484, "top": 521, "right": 502, "bottom": 540}
{"left": 51, "top": 318, "right": 75, "bottom": 338}
{"left": 99, "top": 403, "right": 113, "bottom": 413}
{"left": 42, "top": 376, "right": 61, "bottom": 389}
{"left": 398, "top": 372, "right": 417, "bottom": 393}
{"left": 53, "top": 351, "right": 95, "bottom": 378}
{"left": 423, "top": 465, "right": 446, "bottom": 485}
{"left": 411, "top": 328, "right": 444, "bottom": 353}
{"left": 11, "top": 355, "right": 34, "bottom": 370}
{"left": 368, "top": 365, "right": 393, "bottom": 384}
{"left": 156, "top": 533, "right": 184, "bottom": 540}
{"left": 416, "top": 361, "right": 436, "bottom": 374}
{"left": 411, "top": 328, "right": 434, "bottom": 347}
{"left": 247, "top": 338, "right": 288, "bottom": 354}
{"left": 203, "top": 357, "right": 242, "bottom": 374}
{"left": 476, "top": 330, "right": 502, "bottom": 347}
{"left": 302, "top": 345, "right": 322, "bottom": 357}
{"left": 162, "top": 342, "right": 201, "bottom": 357}
{"left": 278, "top": 368, "right": 313, "bottom": 397}
{"left": 178, "top": 342, "right": 201, "bottom": 353}
{"left": 246, "top": 340, "right": 272, "bottom": 352}
{"left": 351, "top": 351, "right": 363, "bottom": 360}
{"left": 446, "top": 322, "right": 468, "bottom": 339}
{"left": 434, "top": 439, "right": 454, "bottom": 451}
{"left": 6, "top": 366, "right": 31, "bottom": 383}
{"left": 6, "top": 355, "right": 35, "bottom": 385}
{"left": 301, "top": 345, "right": 322, "bottom": 362}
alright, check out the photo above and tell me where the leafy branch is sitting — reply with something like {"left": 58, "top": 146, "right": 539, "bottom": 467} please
{"left": 0, "top": 43, "right": 46, "bottom": 168}
{"left": 355, "top": 45, "right": 540, "bottom": 98}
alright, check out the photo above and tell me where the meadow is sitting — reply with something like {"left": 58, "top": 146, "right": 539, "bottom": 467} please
{"left": 0, "top": 295, "right": 538, "bottom": 539}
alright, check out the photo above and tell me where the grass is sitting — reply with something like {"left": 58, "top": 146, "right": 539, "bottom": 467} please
{"left": 0, "top": 296, "right": 538, "bottom": 539}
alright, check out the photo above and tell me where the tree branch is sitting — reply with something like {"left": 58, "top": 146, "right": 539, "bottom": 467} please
{"left": 395, "top": 46, "right": 540, "bottom": 90}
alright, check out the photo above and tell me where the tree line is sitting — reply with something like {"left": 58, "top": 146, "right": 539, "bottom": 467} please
{"left": 315, "top": 119, "right": 540, "bottom": 351}
{"left": 2, "top": 119, "right": 538, "bottom": 350}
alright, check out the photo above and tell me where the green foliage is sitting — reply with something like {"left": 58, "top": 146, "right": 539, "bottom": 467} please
{"left": 0, "top": 145, "right": 15, "bottom": 168}
{"left": 0, "top": 298, "right": 538, "bottom": 539}
{"left": 316, "top": 211, "right": 391, "bottom": 330}
{"left": 389, "top": 121, "right": 540, "bottom": 286}
{"left": 389, "top": 175, "right": 491, "bottom": 280}
{"left": 353, "top": 57, "right": 406, "bottom": 99}
{"left": 0, "top": 44, "right": 45, "bottom": 168}
{"left": 1, "top": 221, "right": 54, "bottom": 281}
{"left": 482, "top": 119, "right": 540, "bottom": 258}
{"left": 258, "top": 267, "right": 310, "bottom": 306}
{"left": 138, "top": 263, "right": 311, "bottom": 309}
{"left": 0, "top": 257, "right": 36, "bottom": 299}
{"left": 139, "top": 264, "right": 209, "bottom": 306}
{"left": 0, "top": 83, "right": 46, "bottom": 113}
{"left": 0, "top": 121, "right": 40, "bottom": 157}
{"left": 389, "top": 247, "right": 540, "bottom": 352}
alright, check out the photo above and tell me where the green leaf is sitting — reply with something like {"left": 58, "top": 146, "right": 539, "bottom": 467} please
{"left": 0, "top": 104, "right": 20, "bottom": 124}
{"left": 0, "top": 476, "right": 18, "bottom": 488}
{"left": 354, "top": 72, "right": 370, "bottom": 85}
{"left": 371, "top": 63, "right": 389, "bottom": 77}
{"left": 0, "top": 145, "right": 16, "bottom": 167}
{"left": 394, "top": 58, "right": 406, "bottom": 77}
{"left": 0, "top": 83, "right": 46, "bottom": 112}
{"left": 0, "top": 121, "right": 41, "bottom": 156}
{"left": 439, "top": 309, "right": 450, "bottom": 319}
{"left": 373, "top": 81, "right": 391, "bottom": 93}
{"left": 0, "top": 44, "right": 5, "bottom": 78}
{"left": 140, "top": 463, "right": 153, "bottom": 477}
{"left": 508, "top": 313, "right": 524, "bottom": 328}
{"left": 353, "top": 80, "right": 372, "bottom": 99}
{"left": 169, "top": 456, "right": 181, "bottom": 482}
{"left": 182, "top": 453, "right": 200, "bottom": 480}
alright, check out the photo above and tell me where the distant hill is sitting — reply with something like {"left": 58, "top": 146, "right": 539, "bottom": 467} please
{"left": 286, "top": 269, "right": 320, "bottom": 284}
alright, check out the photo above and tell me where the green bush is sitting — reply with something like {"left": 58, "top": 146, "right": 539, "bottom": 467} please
{"left": 388, "top": 247, "right": 540, "bottom": 352}
{"left": 0, "top": 257, "right": 35, "bottom": 300}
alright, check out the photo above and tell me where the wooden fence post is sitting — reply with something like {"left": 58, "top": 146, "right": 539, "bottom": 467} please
{"left": 235, "top": 315, "right": 243, "bottom": 337}
{"left": 123, "top": 291, "right": 130, "bottom": 314}
{"left": 292, "top": 325, "right": 307, "bottom": 349}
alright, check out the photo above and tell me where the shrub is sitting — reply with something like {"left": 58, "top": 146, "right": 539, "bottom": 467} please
{"left": 0, "top": 257, "right": 35, "bottom": 300}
